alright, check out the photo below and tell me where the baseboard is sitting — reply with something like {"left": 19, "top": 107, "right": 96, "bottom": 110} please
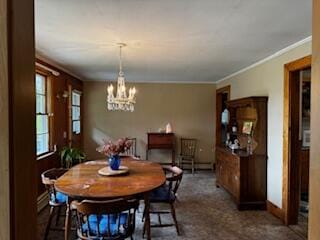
{"left": 37, "top": 192, "right": 48, "bottom": 213}
{"left": 267, "top": 200, "right": 284, "bottom": 222}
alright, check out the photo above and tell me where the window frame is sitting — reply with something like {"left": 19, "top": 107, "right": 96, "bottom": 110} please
{"left": 71, "top": 90, "right": 82, "bottom": 135}
{"left": 35, "top": 71, "right": 52, "bottom": 157}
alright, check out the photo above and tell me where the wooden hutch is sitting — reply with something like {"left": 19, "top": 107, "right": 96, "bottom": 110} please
{"left": 216, "top": 96, "right": 268, "bottom": 210}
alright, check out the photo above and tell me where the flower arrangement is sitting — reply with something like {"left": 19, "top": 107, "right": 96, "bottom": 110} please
{"left": 97, "top": 137, "right": 132, "bottom": 157}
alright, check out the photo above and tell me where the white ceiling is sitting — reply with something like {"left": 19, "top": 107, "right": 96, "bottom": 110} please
{"left": 35, "top": 0, "right": 312, "bottom": 83}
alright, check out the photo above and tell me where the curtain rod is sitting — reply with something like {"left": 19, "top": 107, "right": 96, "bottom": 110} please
{"left": 36, "top": 62, "right": 60, "bottom": 76}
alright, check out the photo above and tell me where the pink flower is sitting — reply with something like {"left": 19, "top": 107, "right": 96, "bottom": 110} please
{"left": 96, "top": 137, "right": 133, "bottom": 157}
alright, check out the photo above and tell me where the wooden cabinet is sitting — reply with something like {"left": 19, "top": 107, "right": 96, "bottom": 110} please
{"left": 146, "top": 133, "right": 176, "bottom": 165}
{"left": 215, "top": 97, "right": 267, "bottom": 210}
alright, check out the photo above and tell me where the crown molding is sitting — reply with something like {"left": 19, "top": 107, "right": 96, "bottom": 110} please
{"left": 216, "top": 36, "right": 312, "bottom": 84}
{"left": 36, "top": 52, "right": 84, "bottom": 80}
{"left": 86, "top": 79, "right": 216, "bottom": 84}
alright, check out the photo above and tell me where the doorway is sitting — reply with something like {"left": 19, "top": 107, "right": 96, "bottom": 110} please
{"left": 283, "top": 56, "right": 311, "bottom": 238}
{"left": 215, "top": 86, "right": 231, "bottom": 148}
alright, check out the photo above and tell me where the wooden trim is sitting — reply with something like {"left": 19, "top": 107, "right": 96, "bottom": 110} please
{"left": 37, "top": 192, "right": 48, "bottom": 213}
{"left": 216, "top": 85, "right": 231, "bottom": 95}
{"left": 282, "top": 55, "right": 311, "bottom": 225}
{"left": 7, "top": 0, "right": 37, "bottom": 238}
{"left": 68, "top": 84, "right": 73, "bottom": 147}
{"left": 309, "top": 1, "right": 320, "bottom": 238}
{"left": 0, "top": 0, "right": 10, "bottom": 237}
{"left": 215, "top": 85, "right": 231, "bottom": 147}
{"left": 267, "top": 200, "right": 285, "bottom": 222}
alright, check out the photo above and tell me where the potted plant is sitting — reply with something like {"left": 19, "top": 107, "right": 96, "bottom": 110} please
{"left": 60, "top": 147, "right": 86, "bottom": 169}
{"left": 97, "top": 138, "right": 132, "bottom": 170}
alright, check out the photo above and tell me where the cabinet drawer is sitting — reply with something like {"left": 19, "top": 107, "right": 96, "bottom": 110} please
{"left": 148, "top": 133, "right": 174, "bottom": 145}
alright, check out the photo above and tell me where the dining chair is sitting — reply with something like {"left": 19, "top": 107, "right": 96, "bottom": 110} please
{"left": 143, "top": 166, "right": 183, "bottom": 236}
{"left": 179, "top": 138, "right": 197, "bottom": 174}
{"left": 124, "top": 138, "right": 140, "bottom": 159}
{"left": 71, "top": 198, "right": 139, "bottom": 240}
{"left": 41, "top": 168, "right": 68, "bottom": 240}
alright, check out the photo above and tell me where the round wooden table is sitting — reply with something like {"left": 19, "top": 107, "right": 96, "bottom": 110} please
{"left": 55, "top": 158, "right": 166, "bottom": 240}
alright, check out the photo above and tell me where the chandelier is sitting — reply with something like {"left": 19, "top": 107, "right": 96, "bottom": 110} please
{"left": 107, "top": 43, "right": 136, "bottom": 112}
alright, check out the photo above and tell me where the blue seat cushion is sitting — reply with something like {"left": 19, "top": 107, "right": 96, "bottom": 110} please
{"left": 50, "top": 192, "right": 67, "bottom": 204}
{"left": 82, "top": 213, "right": 128, "bottom": 236}
{"left": 149, "top": 184, "right": 175, "bottom": 202}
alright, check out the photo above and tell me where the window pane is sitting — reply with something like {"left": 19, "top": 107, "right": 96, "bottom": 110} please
{"left": 72, "top": 106, "right": 80, "bottom": 120}
{"left": 37, "top": 133, "right": 49, "bottom": 155}
{"left": 37, "top": 115, "right": 48, "bottom": 134}
{"left": 36, "top": 74, "right": 46, "bottom": 94}
{"left": 73, "top": 120, "right": 80, "bottom": 134}
{"left": 36, "top": 94, "right": 46, "bottom": 113}
{"left": 72, "top": 92, "right": 81, "bottom": 106}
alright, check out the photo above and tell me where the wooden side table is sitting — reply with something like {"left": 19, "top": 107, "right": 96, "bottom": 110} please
{"left": 146, "top": 132, "right": 176, "bottom": 165}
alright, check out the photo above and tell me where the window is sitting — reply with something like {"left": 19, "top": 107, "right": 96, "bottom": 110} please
{"left": 72, "top": 91, "right": 81, "bottom": 134}
{"left": 36, "top": 73, "right": 50, "bottom": 155}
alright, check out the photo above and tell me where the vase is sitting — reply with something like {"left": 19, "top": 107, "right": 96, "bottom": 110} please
{"left": 109, "top": 155, "right": 121, "bottom": 170}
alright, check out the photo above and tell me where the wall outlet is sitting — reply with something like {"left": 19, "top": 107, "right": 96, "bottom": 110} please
{"left": 63, "top": 131, "right": 67, "bottom": 139}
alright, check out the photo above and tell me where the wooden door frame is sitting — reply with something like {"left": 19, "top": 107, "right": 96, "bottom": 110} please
{"left": 0, "top": 0, "right": 37, "bottom": 239}
{"left": 215, "top": 85, "right": 231, "bottom": 147}
{"left": 283, "top": 55, "right": 312, "bottom": 225}
{"left": 0, "top": 0, "right": 10, "bottom": 237}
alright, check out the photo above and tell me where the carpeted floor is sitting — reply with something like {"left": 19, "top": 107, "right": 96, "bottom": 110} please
{"left": 38, "top": 171, "right": 305, "bottom": 240}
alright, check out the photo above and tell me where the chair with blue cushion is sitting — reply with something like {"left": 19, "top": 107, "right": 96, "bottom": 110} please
{"left": 144, "top": 166, "right": 183, "bottom": 236}
{"left": 41, "top": 168, "right": 68, "bottom": 240}
{"left": 72, "top": 198, "right": 139, "bottom": 240}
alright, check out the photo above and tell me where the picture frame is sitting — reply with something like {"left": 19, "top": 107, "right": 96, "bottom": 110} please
{"left": 242, "top": 121, "right": 253, "bottom": 135}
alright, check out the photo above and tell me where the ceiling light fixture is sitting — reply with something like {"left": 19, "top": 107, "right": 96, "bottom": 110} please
{"left": 107, "top": 43, "right": 136, "bottom": 112}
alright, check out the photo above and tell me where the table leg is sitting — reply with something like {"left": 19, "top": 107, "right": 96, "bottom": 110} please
{"left": 64, "top": 198, "right": 72, "bottom": 240}
{"left": 144, "top": 192, "right": 151, "bottom": 240}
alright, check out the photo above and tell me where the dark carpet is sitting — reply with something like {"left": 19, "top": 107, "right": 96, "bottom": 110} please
{"left": 38, "top": 171, "right": 305, "bottom": 240}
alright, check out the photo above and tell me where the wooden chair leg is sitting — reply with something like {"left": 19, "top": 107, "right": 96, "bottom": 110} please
{"left": 170, "top": 203, "right": 180, "bottom": 235}
{"left": 142, "top": 206, "right": 146, "bottom": 222}
{"left": 142, "top": 221, "right": 146, "bottom": 238}
{"left": 55, "top": 206, "right": 61, "bottom": 226}
{"left": 44, "top": 206, "right": 55, "bottom": 240}
{"left": 192, "top": 159, "right": 195, "bottom": 175}
{"left": 158, "top": 213, "right": 162, "bottom": 225}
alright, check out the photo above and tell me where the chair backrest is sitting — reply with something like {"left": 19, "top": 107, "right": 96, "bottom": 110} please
{"left": 41, "top": 168, "right": 68, "bottom": 205}
{"left": 124, "top": 138, "right": 137, "bottom": 157}
{"left": 72, "top": 198, "right": 139, "bottom": 239}
{"left": 163, "top": 166, "right": 183, "bottom": 195}
{"left": 180, "top": 138, "right": 197, "bottom": 157}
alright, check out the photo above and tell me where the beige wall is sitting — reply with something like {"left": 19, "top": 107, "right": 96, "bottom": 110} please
{"left": 309, "top": 0, "right": 319, "bottom": 238}
{"left": 83, "top": 82, "right": 216, "bottom": 168}
{"left": 217, "top": 41, "right": 312, "bottom": 208}
{"left": 0, "top": 0, "right": 10, "bottom": 238}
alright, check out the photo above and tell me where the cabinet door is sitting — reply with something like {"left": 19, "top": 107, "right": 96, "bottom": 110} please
{"left": 228, "top": 165, "right": 240, "bottom": 201}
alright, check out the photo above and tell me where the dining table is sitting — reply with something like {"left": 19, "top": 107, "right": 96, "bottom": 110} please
{"left": 55, "top": 157, "right": 166, "bottom": 240}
